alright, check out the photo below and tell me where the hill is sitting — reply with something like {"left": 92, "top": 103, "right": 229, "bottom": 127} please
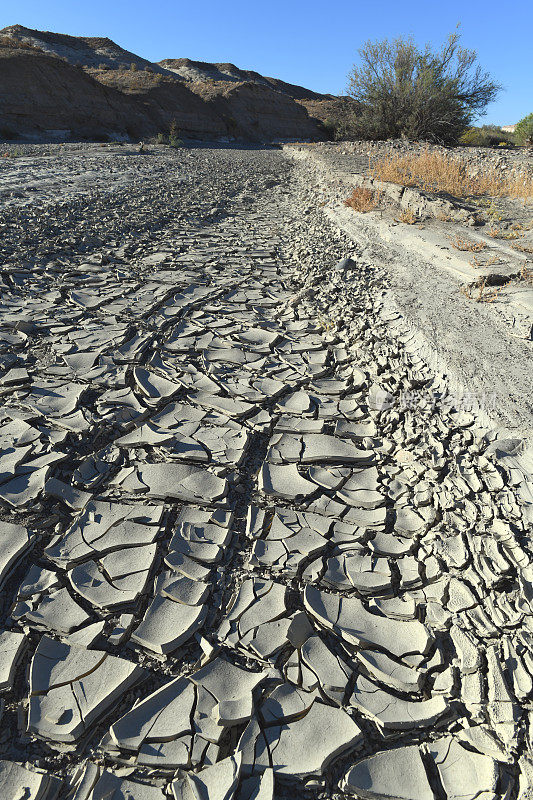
{"left": 0, "top": 37, "right": 150, "bottom": 140}
{"left": 0, "top": 25, "right": 338, "bottom": 142}
{"left": 158, "top": 57, "right": 331, "bottom": 100}
{"left": 0, "top": 24, "right": 168, "bottom": 72}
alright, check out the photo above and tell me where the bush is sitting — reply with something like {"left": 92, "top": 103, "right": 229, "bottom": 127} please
{"left": 343, "top": 187, "right": 380, "bottom": 212}
{"left": 459, "top": 125, "right": 514, "bottom": 147}
{"left": 322, "top": 116, "right": 360, "bottom": 141}
{"left": 169, "top": 119, "right": 183, "bottom": 147}
{"left": 156, "top": 133, "right": 167, "bottom": 144}
{"left": 515, "top": 113, "right": 533, "bottom": 145}
{"left": 347, "top": 29, "right": 500, "bottom": 144}
{"left": 130, "top": 62, "right": 138, "bottom": 71}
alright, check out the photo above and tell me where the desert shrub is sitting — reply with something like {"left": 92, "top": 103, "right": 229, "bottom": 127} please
{"left": 130, "top": 62, "right": 138, "bottom": 71}
{"left": 98, "top": 63, "right": 109, "bottom": 70}
{"left": 396, "top": 209, "right": 419, "bottom": 224}
{"left": 515, "top": 113, "right": 533, "bottom": 145}
{"left": 169, "top": 119, "right": 183, "bottom": 147}
{"left": 144, "top": 65, "right": 154, "bottom": 73}
{"left": 321, "top": 118, "right": 339, "bottom": 140}
{"left": 347, "top": 29, "right": 500, "bottom": 143}
{"left": 322, "top": 116, "right": 360, "bottom": 141}
{"left": 343, "top": 187, "right": 380, "bottom": 212}
{"left": 156, "top": 133, "right": 167, "bottom": 144}
{"left": 459, "top": 125, "right": 514, "bottom": 147}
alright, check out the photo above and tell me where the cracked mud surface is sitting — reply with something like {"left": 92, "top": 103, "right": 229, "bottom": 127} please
{"left": 0, "top": 143, "right": 532, "bottom": 800}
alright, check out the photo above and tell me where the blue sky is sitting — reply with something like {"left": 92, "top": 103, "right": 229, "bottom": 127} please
{"left": 3, "top": 0, "right": 531, "bottom": 125}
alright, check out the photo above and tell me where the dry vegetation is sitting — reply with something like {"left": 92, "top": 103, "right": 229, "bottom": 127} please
{"left": 395, "top": 209, "right": 419, "bottom": 224}
{"left": 461, "top": 260, "right": 533, "bottom": 305}
{"left": 460, "top": 278, "right": 503, "bottom": 303}
{"left": 343, "top": 187, "right": 380, "bottom": 213}
{"left": 469, "top": 253, "right": 500, "bottom": 268}
{"left": 487, "top": 226, "right": 522, "bottom": 240}
{"left": 517, "top": 263, "right": 533, "bottom": 285}
{"left": 513, "top": 242, "right": 533, "bottom": 255}
{"left": 451, "top": 236, "right": 486, "bottom": 252}
{"left": 369, "top": 149, "right": 533, "bottom": 203}
{"left": 0, "top": 36, "right": 42, "bottom": 51}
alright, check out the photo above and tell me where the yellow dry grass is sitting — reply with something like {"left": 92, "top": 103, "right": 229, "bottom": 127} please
{"left": 370, "top": 148, "right": 533, "bottom": 203}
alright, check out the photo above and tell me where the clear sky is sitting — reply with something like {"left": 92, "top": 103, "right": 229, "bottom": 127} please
{"left": 3, "top": 0, "right": 531, "bottom": 125}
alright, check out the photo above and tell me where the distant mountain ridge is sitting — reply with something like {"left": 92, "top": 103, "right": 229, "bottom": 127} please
{"left": 0, "top": 24, "right": 169, "bottom": 72}
{"left": 158, "top": 58, "right": 332, "bottom": 101}
{"left": 0, "top": 24, "right": 351, "bottom": 142}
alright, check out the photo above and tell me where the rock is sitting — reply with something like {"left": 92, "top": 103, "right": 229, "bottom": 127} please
{"left": 172, "top": 753, "right": 241, "bottom": 800}
{"left": 0, "top": 631, "right": 26, "bottom": 691}
{"left": 28, "top": 637, "right": 144, "bottom": 742}
{"left": 131, "top": 593, "right": 207, "bottom": 655}
{"left": 82, "top": 769, "right": 165, "bottom": 800}
{"left": 428, "top": 736, "right": 499, "bottom": 800}
{"left": 110, "top": 676, "right": 195, "bottom": 751}
{"left": 0, "top": 521, "right": 34, "bottom": 587}
{"left": 351, "top": 675, "right": 448, "bottom": 730}
{"left": 0, "top": 759, "right": 61, "bottom": 800}
{"left": 259, "top": 463, "right": 317, "bottom": 501}
{"left": 304, "top": 586, "right": 433, "bottom": 659}
{"left": 257, "top": 697, "right": 362, "bottom": 777}
{"left": 341, "top": 746, "right": 433, "bottom": 800}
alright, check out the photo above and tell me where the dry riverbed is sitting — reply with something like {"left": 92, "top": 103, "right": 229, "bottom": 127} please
{"left": 0, "top": 142, "right": 531, "bottom": 800}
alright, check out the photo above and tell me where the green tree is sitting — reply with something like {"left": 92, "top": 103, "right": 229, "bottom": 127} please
{"left": 515, "top": 113, "right": 533, "bottom": 145}
{"left": 346, "top": 29, "right": 501, "bottom": 143}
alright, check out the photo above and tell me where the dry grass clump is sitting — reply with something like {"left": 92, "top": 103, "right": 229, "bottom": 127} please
{"left": 512, "top": 243, "right": 533, "bottom": 254}
{"left": 370, "top": 148, "right": 533, "bottom": 202}
{"left": 462, "top": 263, "right": 532, "bottom": 303}
{"left": 343, "top": 187, "right": 380, "bottom": 213}
{"left": 469, "top": 253, "right": 499, "bottom": 268}
{"left": 451, "top": 235, "right": 485, "bottom": 252}
{"left": 395, "top": 209, "right": 419, "bottom": 224}
{"left": 517, "top": 263, "right": 533, "bottom": 285}
{"left": 487, "top": 227, "right": 522, "bottom": 239}
{"left": 460, "top": 278, "right": 503, "bottom": 303}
